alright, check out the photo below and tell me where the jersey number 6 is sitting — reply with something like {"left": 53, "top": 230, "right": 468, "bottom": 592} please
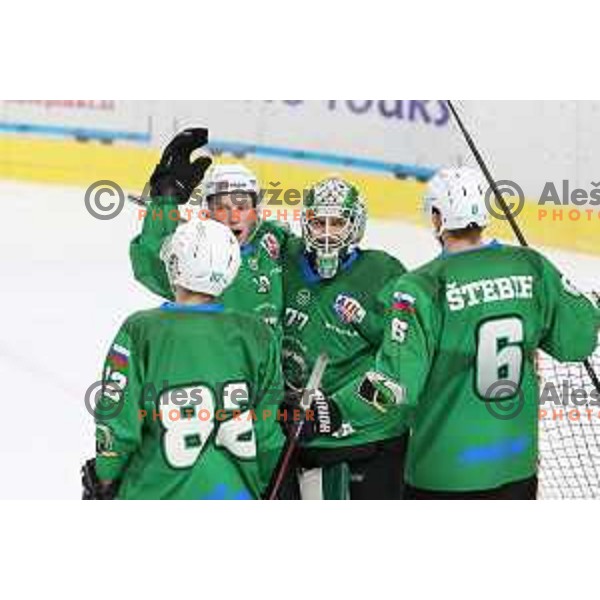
{"left": 476, "top": 317, "right": 524, "bottom": 400}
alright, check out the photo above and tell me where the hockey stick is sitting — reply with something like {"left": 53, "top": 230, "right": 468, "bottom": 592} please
{"left": 446, "top": 100, "right": 600, "bottom": 394}
{"left": 128, "top": 193, "right": 150, "bottom": 207}
{"left": 265, "top": 353, "right": 329, "bottom": 500}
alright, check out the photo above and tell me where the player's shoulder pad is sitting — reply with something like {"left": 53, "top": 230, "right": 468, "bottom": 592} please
{"left": 122, "top": 308, "right": 165, "bottom": 334}
{"left": 107, "top": 311, "right": 150, "bottom": 356}
{"left": 379, "top": 264, "right": 440, "bottom": 308}
{"left": 259, "top": 219, "right": 292, "bottom": 242}
{"left": 492, "top": 243, "right": 544, "bottom": 264}
{"left": 358, "top": 248, "right": 408, "bottom": 277}
{"left": 283, "top": 234, "right": 304, "bottom": 257}
{"left": 224, "top": 308, "right": 276, "bottom": 342}
{"left": 501, "top": 244, "right": 559, "bottom": 281}
{"left": 255, "top": 220, "right": 292, "bottom": 261}
{"left": 120, "top": 309, "right": 147, "bottom": 329}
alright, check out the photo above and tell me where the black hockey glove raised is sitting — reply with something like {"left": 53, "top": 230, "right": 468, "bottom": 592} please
{"left": 82, "top": 458, "right": 119, "bottom": 500}
{"left": 280, "top": 389, "right": 342, "bottom": 442}
{"left": 149, "top": 128, "right": 213, "bottom": 204}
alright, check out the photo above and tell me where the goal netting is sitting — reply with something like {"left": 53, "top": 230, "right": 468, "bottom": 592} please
{"left": 538, "top": 337, "right": 600, "bottom": 499}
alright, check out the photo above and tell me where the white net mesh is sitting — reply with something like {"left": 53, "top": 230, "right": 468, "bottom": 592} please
{"left": 538, "top": 339, "right": 600, "bottom": 499}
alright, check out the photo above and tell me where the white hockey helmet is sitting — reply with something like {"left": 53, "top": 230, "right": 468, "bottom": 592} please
{"left": 160, "top": 219, "right": 241, "bottom": 297}
{"left": 423, "top": 166, "right": 489, "bottom": 235}
{"left": 201, "top": 164, "right": 260, "bottom": 204}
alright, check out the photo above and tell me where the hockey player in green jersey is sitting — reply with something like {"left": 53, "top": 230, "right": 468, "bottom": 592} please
{"left": 129, "top": 130, "right": 407, "bottom": 498}
{"left": 130, "top": 128, "right": 289, "bottom": 328}
{"left": 371, "top": 166, "right": 600, "bottom": 499}
{"left": 281, "top": 177, "right": 410, "bottom": 499}
{"left": 83, "top": 219, "right": 286, "bottom": 500}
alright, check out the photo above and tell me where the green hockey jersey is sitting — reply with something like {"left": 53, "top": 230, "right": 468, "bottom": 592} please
{"left": 282, "top": 237, "right": 409, "bottom": 449}
{"left": 130, "top": 199, "right": 290, "bottom": 328}
{"left": 95, "top": 303, "right": 285, "bottom": 500}
{"left": 375, "top": 241, "right": 600, "bottom": 492}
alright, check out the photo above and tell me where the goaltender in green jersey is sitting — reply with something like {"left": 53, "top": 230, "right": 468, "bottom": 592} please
{"left": 370, "top": 166, "right": 600, "bottom": 499}
{"left": 281, "top": 177, "right": 409, "bottom": 500}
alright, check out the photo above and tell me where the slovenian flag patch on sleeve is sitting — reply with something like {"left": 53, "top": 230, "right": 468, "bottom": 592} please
{"left": 108, "top": 344, "right": 130, "bottom": 369}
{"left": 392, "top": 292, "right": 416, "bottom": 314}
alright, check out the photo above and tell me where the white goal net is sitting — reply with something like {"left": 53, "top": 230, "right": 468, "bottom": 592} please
{"left": 538, "top": 338, "right": 600, "bottom": 499}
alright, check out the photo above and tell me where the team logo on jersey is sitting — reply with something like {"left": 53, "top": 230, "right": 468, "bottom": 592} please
{"left": 247, "top": 256, "right": 259, "bottom": 271}
{"left": 392, "top": 292, "right": 416, "bottom": 314}
{"left": 334, "top": 294, "right": 366, "bottom": 325}
{"left": 253, "top": 275, "right": 271, "bottom": 294}
{"left": 282, "top": 342, "right": 309, "bottom": 392}
{"left": 261, "top": 233, "right": 280, "bottom": 260}
{"left": 96, "top": 424, "right": 116, "bottom": 456}
{"left": 332, "top": 422, "right": 355, "bottom": 439}
{"left": 296, "top": 289, "right": 312, "bottom": 307}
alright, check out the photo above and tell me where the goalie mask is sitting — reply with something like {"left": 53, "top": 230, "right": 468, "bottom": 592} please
{"left": 301, "top": 177, "right": 367, "bottom": 279}
{"left": 160, "top": 219, "right": 241, "bottom": 297}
